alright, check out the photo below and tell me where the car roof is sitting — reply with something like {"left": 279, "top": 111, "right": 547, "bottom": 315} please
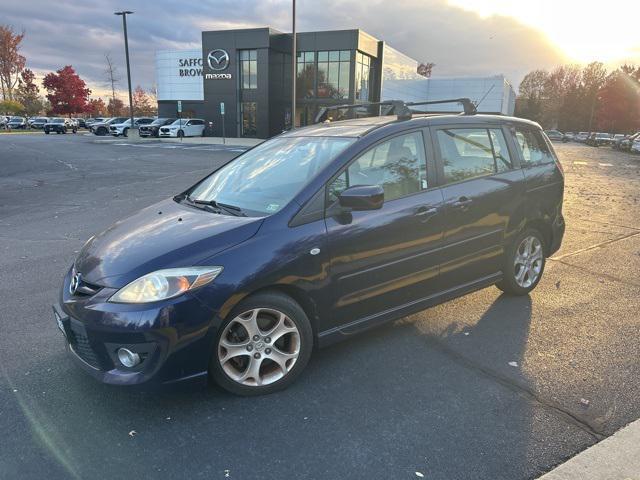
{"left": 281, "top": 113, "right": 541, "bottom": 138}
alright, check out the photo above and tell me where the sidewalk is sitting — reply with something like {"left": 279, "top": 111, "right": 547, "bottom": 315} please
{"left": 539, "top": 419, "right": 640, "bottom": 479}
{"left": 158, "top": 136, "right": 263, "bottom": 147}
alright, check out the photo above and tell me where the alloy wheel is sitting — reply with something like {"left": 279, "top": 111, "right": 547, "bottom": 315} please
{"left": 217, "top": 308, "right": 301, "bottom": 387}
{"left": 513, "top": 235, "right": 543, "bottom": 288}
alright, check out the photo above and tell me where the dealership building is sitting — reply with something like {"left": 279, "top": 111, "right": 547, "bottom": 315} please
{"left": 156, "top": 27, "right": 515, "bottom": 139}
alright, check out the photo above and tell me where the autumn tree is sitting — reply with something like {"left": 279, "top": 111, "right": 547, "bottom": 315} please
{"left": 15, "top": 68, "right": 43, "bottom": 116}
{"left": 132, "top": 85, "right": 156, "bottom": 116}
{"left": 596, "top": 68, "right": 640, "bottom": 133}
{"left": 42, "top": 65, "right": 91, "bottom": 115}
{"left": 515, "top": 70, "right": 548, "bottom": 123}
{"left": 0, "top": 99, "right": 24, "bottom": 115}
{"left": 87, "top": 97, "right": 107, "bottom": 116}
{"left": 107, "top": 97, "right": 125, "bottom": 116}
{"left": 0, "top": 25, "right": 26, "bottom": 101}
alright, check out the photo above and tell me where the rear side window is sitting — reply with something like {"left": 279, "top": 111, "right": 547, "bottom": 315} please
{"left": 513, "top": 128, "right": 555, "bottom": 166}
{"left": 436, "top": 128, "right": 513, "bottom": 184}
{"left": 328, "top": 131, "right": 427, "bottom": 203}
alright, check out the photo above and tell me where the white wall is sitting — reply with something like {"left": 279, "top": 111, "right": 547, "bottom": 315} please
{"left": 156, "top": 49, "right": 204, "bottom": 101}
{"left": 381, "top": 75, "right": 516, "bottom": 115}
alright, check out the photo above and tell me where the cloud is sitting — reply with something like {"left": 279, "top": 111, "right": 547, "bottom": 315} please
{"left": 2, "top": 0, "right": 567, "bottom": 97}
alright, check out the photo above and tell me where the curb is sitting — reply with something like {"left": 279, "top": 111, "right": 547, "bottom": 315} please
{"left": 538, "top": 419, "right": 640, "bottom": 479}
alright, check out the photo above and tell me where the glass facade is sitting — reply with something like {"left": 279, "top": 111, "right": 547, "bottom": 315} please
{"left": 296, "top": 51, "right": 316, "bottom": 99}
{"left": 355, "top": 52, "right": 374, "bottom": 101}
{"left": 317, "top": 50, "right": 351, "bottom": 99}
{"left": 239, "top": 49, "right": 257, "bottom": 89}
{"left": 241, "top": 102, "right": 257, "bottom": 137}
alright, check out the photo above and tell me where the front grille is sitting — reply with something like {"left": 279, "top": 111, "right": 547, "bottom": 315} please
{"left": 160, "top": 128, "right": 169, "bottom": 134}
{"left": 68, "top": 322, "right": 101, "bottom": 369}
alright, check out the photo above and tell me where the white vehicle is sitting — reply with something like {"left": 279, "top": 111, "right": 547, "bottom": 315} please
{"left": 631, "top": 138, "right": 640, "bottom": 154}
{"left": 158, "top": 118, "right": 206, "bottom": 138}
{"left": 575, "top": 132, "right": 589, "bottom": 142}
{"left": 109, "top": 117, "right": 155, "bottom": 137}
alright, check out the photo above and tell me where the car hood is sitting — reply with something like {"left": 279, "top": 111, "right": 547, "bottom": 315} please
{"left": 74, "top": 198, "right": 264, "bottom": 288}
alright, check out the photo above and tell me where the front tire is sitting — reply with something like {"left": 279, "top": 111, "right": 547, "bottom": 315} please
{"left": 177, "top": 130, "right": 185, "bottom": 138}
{"left": 123, "top": 128, "right": 129, "bottom": 138}
{"left": 209, "top": 292, "right": 313, "bottom": 396}
{"left": 496, "top": 228, "right": 546, "bottom": 296}
{"left": 45, "top": 130, "right": 50, "bottom": 135}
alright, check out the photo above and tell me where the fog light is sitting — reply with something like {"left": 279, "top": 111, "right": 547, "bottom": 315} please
{"left": 117, "top": 348, "right": 140, "bottom": 368}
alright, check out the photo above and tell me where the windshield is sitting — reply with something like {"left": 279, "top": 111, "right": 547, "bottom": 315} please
{"left": 170, "top": 119, "right": 191, "bottom": 126}
{"left": 187, "top": 136, "right": 355, "bottom": 215}
{"left": 152, "top": 118, "right": 174, "bottom": 125}
{"left": 51, "top": 118, "right": 64, "bottom": 123}
{"left": 10, "top": 117, "right": 24, "bottom": 121}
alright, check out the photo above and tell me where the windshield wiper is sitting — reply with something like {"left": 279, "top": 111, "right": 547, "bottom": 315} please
{"left": 190, "top": 197, "right": 247, "bottom": 217}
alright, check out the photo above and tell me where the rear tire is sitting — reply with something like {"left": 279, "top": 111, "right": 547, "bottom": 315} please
{"left": 209, "top": 291, "right": 313, "bottom": 396}
{"left": 123, "top": 128, "right": 129, "bottom": 138}
{"left": 496, "top": 228, "right": 546, "bottom": 296}
{"left": 45, "top": 130, "right": 50, "bottom": 135}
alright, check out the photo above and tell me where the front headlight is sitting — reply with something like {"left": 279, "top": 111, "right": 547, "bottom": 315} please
{"left": 109, "top": 267, "right": 223, "bottom": 304}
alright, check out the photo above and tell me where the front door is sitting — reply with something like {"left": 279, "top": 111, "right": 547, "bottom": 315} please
{"left": 432, "top": 125, "right": 525, "bottom": 289}
{"left": 324, "top": 130, "right": 445, "bottom": 331}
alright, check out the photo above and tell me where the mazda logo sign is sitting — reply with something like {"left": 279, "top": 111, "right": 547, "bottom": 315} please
{"left": 207, "top": 49, "right": 230, "bottom": 71}
{"left": 69, "top": 273, "right": 81, "bottom": 295}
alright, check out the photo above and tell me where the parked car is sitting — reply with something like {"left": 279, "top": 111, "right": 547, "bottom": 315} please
{"left": 631, "top": 138, "right": 640, "bottom": 154}
{"left": 586, "top": 132, "right": 612, "bottom": 147}
{"left": 30, "top": 117, "right": 49, "bottom": 129}
{"left": 0, "top": 116, "right": 7, "bottom": 129}
{"left": 44, "top": 117, "right": 77, "bottom": 134}
{"left": 54, "top": 102, "right": 565, "bottom": 396}
{"left": 575, "top": 132, "right": 589, "bottom": 142}
{"left": 74, "top": 118, "right": 87, "bottom": 129}
{"left": 562, "top": 132, "right": 575, "bottom": 142}
{"left": 91, "top": 117, "right": 128, "bottom": 136}
{"left": 109, "top": 117, "right": 155, "bottom": 137}
{"left": 139, "top": 118, "right": 176, "bottom": 137}
{"left": 86, "top": 118, "right": 105, "bottom": 128}
{"left": 7, "top": 116, "right": 28, "bottom": 129}
{"left": 544, "top": 129, "right": 564, "bottom": 141}
{"left": 617, "top": 132, "right": 640, "bottom": 151}
{"left": 158, "top": 118, "right": 206, "bottom": 138}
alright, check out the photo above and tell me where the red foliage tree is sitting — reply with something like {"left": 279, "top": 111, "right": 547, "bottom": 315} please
{"left": 0, "top": 25, "right": 26, "bottom": 100}
{"left": 87, "top": 97, "right": 107, "bottom": 116}
{"left": 42, "top": 65, "right": 91, "bottom": 115}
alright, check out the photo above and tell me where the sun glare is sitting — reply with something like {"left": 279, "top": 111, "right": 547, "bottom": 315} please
{"left": 448, "top": 0, "right": 640, "bottom": 64}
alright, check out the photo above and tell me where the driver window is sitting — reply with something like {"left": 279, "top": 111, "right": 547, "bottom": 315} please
{"left": 328, "top": 131, "right": 427, "bottom": 204}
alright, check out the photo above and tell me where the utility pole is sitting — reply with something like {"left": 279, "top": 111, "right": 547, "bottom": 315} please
{"left": 291, "top": 0, "right": 296, "bottom": 129}
{"left": 115, "top": 11, "right": 134, "bottom": 128}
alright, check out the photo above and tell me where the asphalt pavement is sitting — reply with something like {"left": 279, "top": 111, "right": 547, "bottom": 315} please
{"left": 1, "top": 133, "right": 639, "bottom": 479}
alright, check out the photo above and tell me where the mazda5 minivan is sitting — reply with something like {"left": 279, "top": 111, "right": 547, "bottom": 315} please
{"left": 54, "top": 108, "right": 565, "bottom": 396}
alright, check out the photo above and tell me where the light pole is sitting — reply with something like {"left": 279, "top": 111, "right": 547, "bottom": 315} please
{"left": 115, "top": 11, "right": 134, "bottom": 129}
{"left": 291, "top": 0, "right": 296, "bottom": 129}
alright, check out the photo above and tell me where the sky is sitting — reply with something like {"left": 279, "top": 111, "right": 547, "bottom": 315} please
{"left": 2, "top": 0, "right": 639, "bottom": 98}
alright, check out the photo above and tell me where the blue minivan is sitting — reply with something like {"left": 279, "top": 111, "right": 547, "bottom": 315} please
{"left": 54, "top": 103, "right": 565, "bottom": 395}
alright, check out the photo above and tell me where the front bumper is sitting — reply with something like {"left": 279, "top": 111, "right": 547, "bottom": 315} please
{"left": 55, "top": 268, "right": 221, "bottom": 387}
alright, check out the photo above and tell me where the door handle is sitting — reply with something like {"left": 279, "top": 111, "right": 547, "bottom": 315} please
{"left": 451, "top": 196, "right": 473, "bottom": 209}
{"left": 415, "top": 205, "right": 438, "bottom": 216}
{"left": 414, "top": 205, "right": 439, "bottom": 223}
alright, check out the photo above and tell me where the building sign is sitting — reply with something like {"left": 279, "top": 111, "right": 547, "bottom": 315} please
{"left": 178, "top": 57, "right": 202, "bottom": 77}
{"left": 205, "top": 49, "right": 232, "bottom": 80}
{"left": 156, "top": 49, "right": 203, "bottom": 101}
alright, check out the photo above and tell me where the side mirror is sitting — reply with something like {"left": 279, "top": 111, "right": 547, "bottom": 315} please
{"left": 338, "top": 185, "right": 384, "bottom": 211}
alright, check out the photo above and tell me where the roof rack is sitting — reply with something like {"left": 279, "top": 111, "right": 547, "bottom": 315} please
{"left": 313, "top": 98, "right": 476, "bottom": 124}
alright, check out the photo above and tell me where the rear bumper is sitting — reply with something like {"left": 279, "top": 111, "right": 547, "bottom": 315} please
{"left": 548, "top": 213, "right": 565, "bottom": 256}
